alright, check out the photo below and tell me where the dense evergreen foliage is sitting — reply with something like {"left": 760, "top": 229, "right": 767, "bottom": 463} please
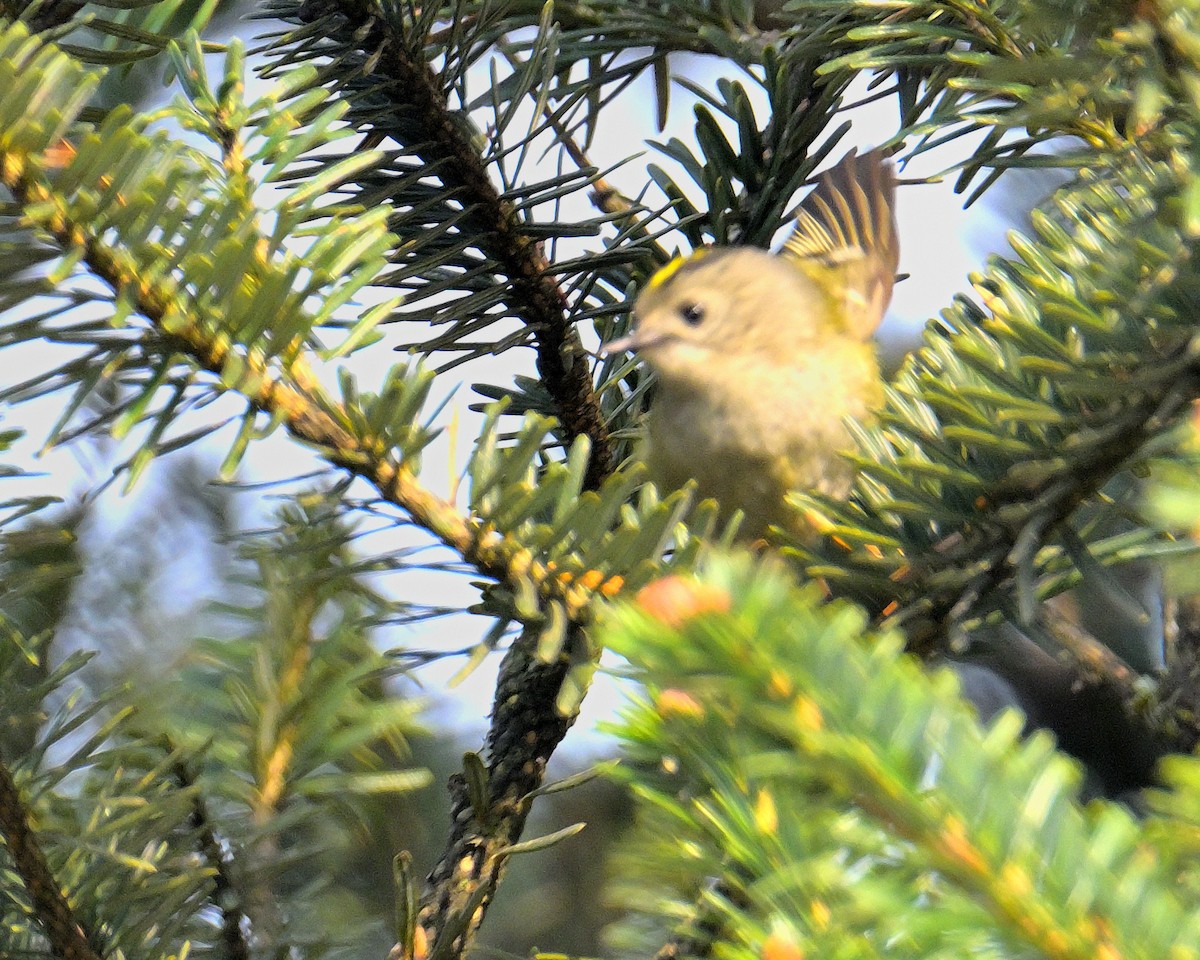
{"left": 3, "top": 1, "right": 1200, "bottom": 958}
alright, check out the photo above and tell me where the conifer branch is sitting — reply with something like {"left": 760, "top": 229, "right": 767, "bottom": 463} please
{"left": 1, "top": 157, "right": 629, "bottom": 619}
{"left": 414, "top": 623, "right": 582, "bottom": 959}
{"left": 0, "top": 169, "right": 465, "bottom": 590}
{"left": 253, "top": 589, "right": 320, "bottom": 823}
{"left": 902, "top": 347, "right": 1200, "bottom": 652}
{"left": 170, "top": 750, "right": 252, "bottom": 960}
{"left": 605, "top": 559, "right": 1199, "bottom": 959}
{"left": 2, "top": 143, "right": 619, "bottom": 960}
{"left": 862, "top": 346, "right": 1200, "bottom": 782}
{"left": 0, "top": 756, "right": 104, "bottom": 960}
{"left": 295, "top": 0, "right": 615, "bottom": 489}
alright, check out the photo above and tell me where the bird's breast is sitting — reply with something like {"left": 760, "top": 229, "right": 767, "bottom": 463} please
{"left": 643, "top": 346, "right": 880, "bottom": 537}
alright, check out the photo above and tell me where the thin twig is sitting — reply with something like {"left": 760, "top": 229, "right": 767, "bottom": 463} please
{"left": 1042, "top": 611, "right": 1142, "bottom": 693}
{"left": 551, "top": 116, "right": 638, "bottom": 219}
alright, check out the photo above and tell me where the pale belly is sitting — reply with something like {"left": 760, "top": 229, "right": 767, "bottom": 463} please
{"left": 644, "top": 355, "right": 872, "bottom": 540}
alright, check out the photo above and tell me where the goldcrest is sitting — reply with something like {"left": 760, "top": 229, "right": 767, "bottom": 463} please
{"left": 605, "top": 149, "right": 899, "bottom": 539}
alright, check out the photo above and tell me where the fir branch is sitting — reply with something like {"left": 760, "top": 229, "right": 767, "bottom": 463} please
{"left": 0, "top": 65, "right": 634, "bottom": 958}
{"left": 0, "top": 150, "right": 518, "bottom": 600}
{"left": 36, "top": 178, "right": 591, "bottom": 612}
{"left": 0, "top": 755, "right": 104, "bottom": 960}
{"left": 169, "top": 749, "right": 252, "bottom": 960}
{"left": 903, "top": 347, "right": 1200, "bottom": 654}
{"left": 795, "top": 320, "right": 1200, "bottom": 774}
{"left": 604, "top": 557, "right": 1198, "bottom": 959}
{"left": 288, "top": 0, "right": 615, "bottom": 489}
{"left": 253, "top": 587, "right": 320, "bottom": 823}
{"left": 416, "top": 622, "right": 583, "bottom": 959}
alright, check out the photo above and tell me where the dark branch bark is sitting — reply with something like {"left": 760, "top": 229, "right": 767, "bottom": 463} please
{"left": 170, "top": 750, "right": 252, "bottom": 960}
{"left": 294, "top": 0, "right": 615, "bottom": 490}
{"left": 0, "top": 755, "right": 104, "bottom": 960}
{"left": 413, "top": 624, "right": 582, "bottom": 959}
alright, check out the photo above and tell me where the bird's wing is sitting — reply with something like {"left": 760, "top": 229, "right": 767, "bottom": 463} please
{"left": 781, "top": 148, "right": 899, "bottom": 340}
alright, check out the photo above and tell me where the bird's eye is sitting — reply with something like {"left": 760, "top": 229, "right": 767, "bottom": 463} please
{"left": 679, "top": 302, "right": 705, "bottom": 326}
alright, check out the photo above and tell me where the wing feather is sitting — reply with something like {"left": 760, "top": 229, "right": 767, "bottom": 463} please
{"left": 782, "top": 148, "right": 899, "bottom": 339}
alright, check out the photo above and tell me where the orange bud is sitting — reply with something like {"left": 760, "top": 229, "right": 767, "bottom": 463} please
{"left": 635, "top": 576, "right": 730, "bottom": 628}
{"left": 600, "top": 575, "right": 625, "bottom": 598}
{"left": 762, "top": 928, "right": 803, "bottom": 960}
{"left": 412, "top": 924, "right": 428, "bottom": 960}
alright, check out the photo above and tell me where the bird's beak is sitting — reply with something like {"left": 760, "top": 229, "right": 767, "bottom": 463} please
{"left": 599, "top": 329, "right": 670, "bottom": 357}
{"left": 598, "top": 334, "right": 637, "bottom": 356}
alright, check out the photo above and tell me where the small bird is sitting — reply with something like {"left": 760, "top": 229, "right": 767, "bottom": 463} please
{"left": 605, "top": 157, "right": 1171, "bottom": 797}
{"left": 604, "top": 149, "right": 900, "bottom": 540}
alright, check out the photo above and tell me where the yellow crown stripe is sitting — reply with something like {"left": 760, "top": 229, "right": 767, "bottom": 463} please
{"left": 647, "top": 249, "right": 712, "bottom": 290}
